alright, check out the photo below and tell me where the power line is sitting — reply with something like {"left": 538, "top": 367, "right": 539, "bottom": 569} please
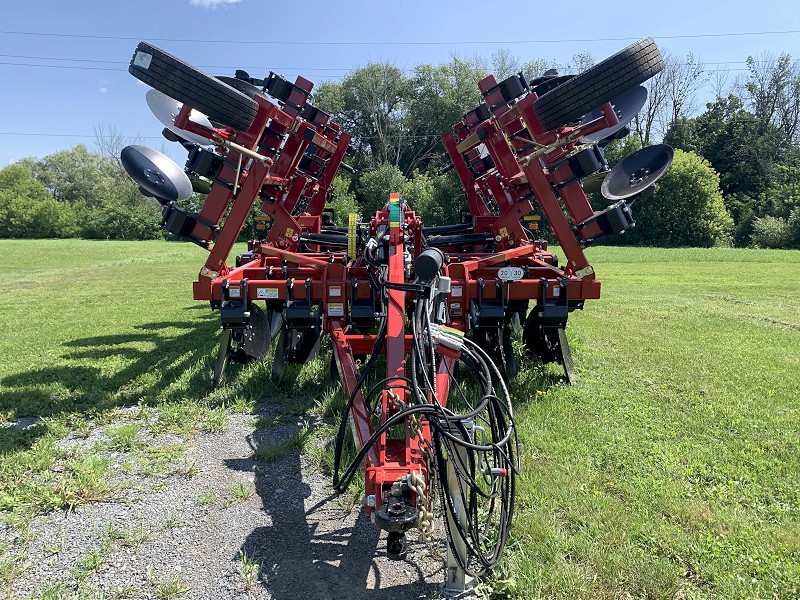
{"left": 0, "top": 54, "right": 358, "bottom": 72}
{"left": 0, "top": 62, "right": 350, "bottom": 78}
{"left": 0, "top": 52, "right": 771, "bottom": 70}
{"left": 0, "top": 131, "right": 439, "bottom": 141}
{"left": 0, "top": 132, "right": 163, "bottom": 139}
{"left": 1, "top": 28, "right": 799, "bottom": 46}
{"left": 0, "top": 61, "right": 124, "bottom": 72}
{"left": 0, "top": 60, "right": 752, "bottom": 77}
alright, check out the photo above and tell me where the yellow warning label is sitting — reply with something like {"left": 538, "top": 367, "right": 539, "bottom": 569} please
{"left": 499, "top": 227, "right": 508, "bottom": 238}
{"left": 285, "top": 228, "right": 294, "bottom": 239}
{"left": 348, "top": 213, "right": 357, "bottom": 259}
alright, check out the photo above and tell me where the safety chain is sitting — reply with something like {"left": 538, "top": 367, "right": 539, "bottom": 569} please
{"left": 407, "top": 470, "right": 434, "bottom": 541}
{"left": 387, "top": 390, "right": 436, "bottom": 541}
{"left": 409, "top": 415, "right": 436, "bottom": 542}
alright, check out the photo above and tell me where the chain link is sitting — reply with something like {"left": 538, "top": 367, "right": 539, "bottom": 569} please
{"left": 387, "top": 389, "right": 435, "bottom": 541}
{"left": 409, "top": 415, "right": 436, "bottom": 542}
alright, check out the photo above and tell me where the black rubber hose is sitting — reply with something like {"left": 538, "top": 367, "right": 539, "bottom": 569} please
{"left": 299, "top": 233, "right": 349, "bottom": 246}
{"left": 332, "top": 314, "right": 387, "bottom": 489}
{"left": 425, "top": 233, "right": 493, "bottom": 246}
{"left": 421, "top": 223, "right": 474, "bottom": 235}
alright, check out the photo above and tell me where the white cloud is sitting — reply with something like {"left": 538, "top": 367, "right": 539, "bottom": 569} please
{"left": 99, "top": 87, "right": 108, "bottom": 94}
{"left": 189, "top": 0, "right": 242, "bottom": 7}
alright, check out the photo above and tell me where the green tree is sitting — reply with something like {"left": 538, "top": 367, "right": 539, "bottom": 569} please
{"left": 357, "top": 164, "right": 408, "bottom": 217}
{"left": 664, "top": 95, "right": 798, "bottom": 245}
{"left": 744, "top": 52, "right": 800, "bottom": 143}
{"left": 403, "top": 57, "right": 487, "bottom": 172}
{"left": 622, "top": 149, "right": 732, "bottom": 247}
{"left": 31, "top": 145, "right": 123, "bottom": 207}
{"left": 314, "top": 64, "right": 411, "bottom": 170}
{"left": 430, "top": 171, "right": 466, "bottom": 227}
{"left": 602, "top": 135, "right": 643, "bottom": 168}
{"left": 316, "top": 58, "right": 487, "bottom": 175}
{"left": 355, "top": 164, "right": 460, "bottom": 226}
{"left": 750, "top": 215, "right": 791, "bottom": 248}
{"left": 79, "top": 198, "right": 163, "bottom": 240}
{"left": 788, "top": 207, "right": 800, "bottom": 248}
{"left": 326, "top": 174, "right": 360, "bottom": 226}
{"left": 400, "top": 170, "right": 438, "bottom": 224}
{"left": 0, "top": 163, "right": 77, "bottom": 238}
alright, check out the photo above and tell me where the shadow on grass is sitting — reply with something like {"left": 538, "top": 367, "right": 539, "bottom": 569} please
{"left": 0, "top": 309, "right": 220, "bottom": 441}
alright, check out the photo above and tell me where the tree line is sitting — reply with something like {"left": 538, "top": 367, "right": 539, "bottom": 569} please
{"left": 1, "top": 49, "right": 798, "bottom": 248}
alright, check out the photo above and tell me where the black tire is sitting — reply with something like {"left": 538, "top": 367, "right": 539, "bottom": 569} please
{"left": 129, "top": 41, "right": 258, "bottom": 131}
{"left": 533, "top": 37, "right": 664, "bottom": 131}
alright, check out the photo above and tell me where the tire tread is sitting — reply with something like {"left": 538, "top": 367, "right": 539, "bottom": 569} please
{"left": 129, "top": 42, "right": 258, "bottom": 131}
{"left": 533, "top": 38, "right": 664, "bottom": 131}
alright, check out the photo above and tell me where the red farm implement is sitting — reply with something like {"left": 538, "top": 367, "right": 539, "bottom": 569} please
{"left": 121, "top": 37, "right": 672, "bottom": 588}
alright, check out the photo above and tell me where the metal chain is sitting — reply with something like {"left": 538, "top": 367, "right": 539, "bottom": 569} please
{"left": 409, "top": 415, "right": 436, "bottom": 542}
{"left": 387, "top": 390, "right": 435, "bottom": 541}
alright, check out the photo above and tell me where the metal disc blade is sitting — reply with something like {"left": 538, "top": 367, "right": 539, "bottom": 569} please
{"left": 579, "top": 85, "right": 648, "bottom": 143}
{"left": 601, "top": 144, "right": 674, "bottom": 200}
{"left": 121, "top": 145, "right": 193, "bottom": 203}
{"left": 581, "top": 170, "right": 608, "bottom": 194}
{"left": 145, "top": 89, "right": 213, "bottom": 146}
{"left": 190, "top": 177, "right": 212, "bottom": 194}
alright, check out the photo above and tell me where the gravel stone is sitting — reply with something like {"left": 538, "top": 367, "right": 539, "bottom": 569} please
{"left": 5, "top": 409, "right": 473, "bottom": 599}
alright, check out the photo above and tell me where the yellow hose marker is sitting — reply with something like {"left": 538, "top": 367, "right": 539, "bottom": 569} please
{"left": 348, "top": 212, "right": 357, "bottom": 260}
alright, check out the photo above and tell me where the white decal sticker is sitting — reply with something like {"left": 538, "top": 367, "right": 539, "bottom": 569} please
{"left": 498, "top": 266, "right": 525, "bottom": 281}
{"left": 328, "top": 303, "right": 344, "bottom": 317}
{"left": 257, "top": 288, "right": 279, "bottom": 299}
{"left": 133, "top": 51, "right": 152, "bottom": 69}
{"left": 452, "top": 285, "right": 463, "bottom": 297}
{"left": 329, "top": 287, "right": 342, "bottom": 297}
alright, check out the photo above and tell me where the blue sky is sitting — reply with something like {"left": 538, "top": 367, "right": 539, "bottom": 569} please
{"left": 1, "top": 0, "right": 799, "bottom": 166}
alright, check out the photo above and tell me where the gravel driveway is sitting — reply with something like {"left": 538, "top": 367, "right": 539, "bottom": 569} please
{"left": 2, "top": 410, "right": 458, "bottom": 599}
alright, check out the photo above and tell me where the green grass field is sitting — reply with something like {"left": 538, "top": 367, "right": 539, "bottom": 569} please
{"left": 1, "top": 240, "right": 798, "bottom": 599}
